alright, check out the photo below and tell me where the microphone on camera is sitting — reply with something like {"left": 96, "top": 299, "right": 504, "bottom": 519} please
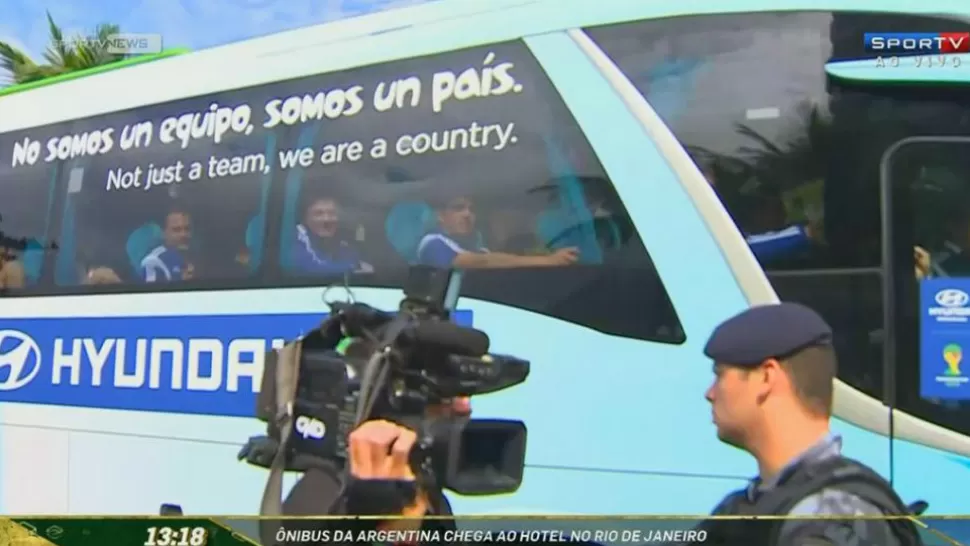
{"left": 408, "top": 321, "right": 490, "bottom": 356}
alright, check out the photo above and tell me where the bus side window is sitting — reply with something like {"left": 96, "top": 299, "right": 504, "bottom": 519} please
{"left": 585, "top": 10, "right": 970, "bottom": 402}
{"left": 0, "top": 153, "right": 59, "bottom": 291}
{"left": 888, "top": 137, "right": 970, "bottom": 432}
{"left": 49, "top": 113, "right": 275, "bottom": 289}
{"left": 271, "top": 40, "right": 683, "bottom": 343}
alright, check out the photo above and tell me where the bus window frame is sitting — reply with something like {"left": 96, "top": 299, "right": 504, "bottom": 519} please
{"left": 880, "top": 136, "right": 970, "bottom": 410}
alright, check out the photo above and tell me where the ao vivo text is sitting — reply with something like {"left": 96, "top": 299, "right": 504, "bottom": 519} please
{"left": 864, "top": 32, "right": 970, "bottom": 54}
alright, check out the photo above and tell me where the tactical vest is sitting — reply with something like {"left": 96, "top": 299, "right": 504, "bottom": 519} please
{"left": 698, "top": 456, "right": 924, "bottom": 546}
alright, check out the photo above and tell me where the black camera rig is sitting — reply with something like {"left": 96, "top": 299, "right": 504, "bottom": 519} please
{"left": 240, "top": 266, "right": 530, "bottom": 496}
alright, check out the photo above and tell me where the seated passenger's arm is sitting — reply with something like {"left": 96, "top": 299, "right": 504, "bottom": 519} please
{"left": 344, "top": 246, "right": 374, "bottom": 274}
{"left": 746, "top": 225, "right": 811, "bottom": 261}
{"left": 0, "top": 259, "right": 26, "bottom": 289}
{"left": 419, "top": 235, "right": 577, "bottom": 269}
{"left": 84, "top": 267, "right": 122, "bottom": 285}
{"left": 452, "top": 250, "right": 562, "bottom": 269}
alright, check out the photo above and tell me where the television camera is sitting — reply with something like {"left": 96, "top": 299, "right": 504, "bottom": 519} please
{"left": 241, "top": 266, "right": 530, "bottom": 500}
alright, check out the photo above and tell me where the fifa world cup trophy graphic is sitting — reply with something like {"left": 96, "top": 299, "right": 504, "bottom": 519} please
{"left": 943, "top": 343, "right": 963, "bottom": 376}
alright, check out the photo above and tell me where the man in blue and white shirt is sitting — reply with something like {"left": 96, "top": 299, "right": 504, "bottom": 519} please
{"left": 141, "top": 209, "right": 193, "bottom": 283}
{"left": 700, "top": 162, "right": 813, "bottom": 262}
{"left": 290, "top": 195, "right": 373, "bottom": 276}
{"left": 417, "top": 194, "right": 578, "bottom": 269}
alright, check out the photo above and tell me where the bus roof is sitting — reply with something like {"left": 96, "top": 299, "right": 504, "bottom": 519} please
{"left": 0, "top": 0, "right": 966, "bottom": 133}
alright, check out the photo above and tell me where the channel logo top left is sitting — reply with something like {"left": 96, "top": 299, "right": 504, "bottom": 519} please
{"left": 0, "top": 329, "right": 41, "bottom": 391}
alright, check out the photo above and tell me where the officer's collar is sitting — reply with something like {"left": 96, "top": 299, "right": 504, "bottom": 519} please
{"left": 745, "top": 433, "right": 842, "bottom": 501}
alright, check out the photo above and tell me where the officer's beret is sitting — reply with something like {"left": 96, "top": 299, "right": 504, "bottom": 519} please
{"left": 704, "top": 302, "right": 833, "bottom": 366}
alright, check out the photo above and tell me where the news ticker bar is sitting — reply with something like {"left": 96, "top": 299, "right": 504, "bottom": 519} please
{"left": 2, "top": 516, "right": 965, "bottom": 546}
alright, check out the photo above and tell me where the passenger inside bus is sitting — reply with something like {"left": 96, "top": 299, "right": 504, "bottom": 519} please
{"left": 416, "top": 193, "right": 580, "bottom": 270}
{"left": 0, "top": 214, "right": 29, "bottom": 289}
{"left": 915, "top": 200, "right": 970, "bottom": 279}
{"left": 140, "top": 208, "right": 196, "bottom": 284}
{"left": 83, "top": 267, "right": 122, "bottom": 285}
{"left": 0, "top": 247, "right": 26, "bottom": 289}
{"left": 698, "top": 159, "right": 815, "bottom": 264}
{"left": 289, "top": 193, "right": 373, "bottom": 276}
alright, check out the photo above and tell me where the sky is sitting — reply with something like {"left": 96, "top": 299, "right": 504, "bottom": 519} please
{"left": 0, "top": 0, "right": 438, "bottom": 65}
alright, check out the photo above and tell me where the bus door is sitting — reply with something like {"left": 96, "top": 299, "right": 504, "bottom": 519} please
{"left": 826, "top": 58, "right": 970, "bottom": 519}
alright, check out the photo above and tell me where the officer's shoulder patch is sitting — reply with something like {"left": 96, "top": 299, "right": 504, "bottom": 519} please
{"left": 789, "top": 488, "right": 884, "bottom": 516}
{"left": 780, "top": 490, "right": 898, "bottom": 546}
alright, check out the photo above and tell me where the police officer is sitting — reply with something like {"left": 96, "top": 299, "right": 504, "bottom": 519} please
{"left": 693, "top": 302, "right": 924, "bottom": 546}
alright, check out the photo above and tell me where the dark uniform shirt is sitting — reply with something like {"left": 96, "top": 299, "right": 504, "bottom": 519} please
{"left": 735, "top": 434, "right": 901, "bottom": 546}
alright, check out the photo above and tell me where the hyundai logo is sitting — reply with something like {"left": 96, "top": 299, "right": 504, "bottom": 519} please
{"left": 936, "top": 289, "right": 970, "bottom": 308}
{"left": 0, "top": 329, "right": 41, "bottom": 391}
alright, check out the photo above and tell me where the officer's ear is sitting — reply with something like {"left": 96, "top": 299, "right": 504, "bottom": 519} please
{"left": 756, "top": 358, "right": 785, "bottom": 395}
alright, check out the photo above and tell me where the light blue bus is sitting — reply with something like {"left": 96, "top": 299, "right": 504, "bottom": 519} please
{"left": 1, "top": 0, "right": 969, "bottom": 531}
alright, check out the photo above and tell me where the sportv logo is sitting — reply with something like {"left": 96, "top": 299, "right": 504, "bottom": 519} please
{"left": 104, "top": 33, "right": 163, "bottom": 55}
{"left": 0, "top": 330, "right": 41, "bottom": 391}
{"left": 53, "top": 33, "right": 163, "bottom": 55}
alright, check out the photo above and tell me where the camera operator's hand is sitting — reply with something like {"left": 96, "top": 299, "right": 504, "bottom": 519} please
{"left": 348, "top": 420, "right": 430, "bottom": 525}
{"left": 348, "top": 419, "right": 418, "bottom": 481}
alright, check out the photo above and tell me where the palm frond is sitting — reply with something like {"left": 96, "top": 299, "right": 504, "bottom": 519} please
{"left": 41, "top": 11, "right": 79, "bottom": 68}
{"left": 0, "top": 41, "right": 39, "bottom": 84}
{"left": 1, "top": 13, "right": 126, "bottom": 87}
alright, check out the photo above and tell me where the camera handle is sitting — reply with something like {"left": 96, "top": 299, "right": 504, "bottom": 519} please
{"left": 258, "top": 340, "right": 303, "bottom": 518}
{"left": 384, "top": 414, "right": 440, "bottom": 492}
{"left": 256, "top": 311, "right": 411, "bottom": 519}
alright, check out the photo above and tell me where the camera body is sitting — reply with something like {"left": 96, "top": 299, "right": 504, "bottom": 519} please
{"left": 251, "top": 266, "right": 531, "bottom": 496}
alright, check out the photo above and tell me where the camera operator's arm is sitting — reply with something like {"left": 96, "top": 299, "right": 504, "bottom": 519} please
{"left": 346, "top": 420, "right": 431, "bottom": 530}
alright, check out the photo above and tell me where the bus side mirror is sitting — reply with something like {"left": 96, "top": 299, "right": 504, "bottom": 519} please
{"left": 159, "top": 503, "right": 183, "bottom": 516}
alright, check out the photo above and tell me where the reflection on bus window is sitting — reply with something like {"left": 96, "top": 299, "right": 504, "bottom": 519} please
{"left": 587, "top": 11, "right": 970, "bottom": 428}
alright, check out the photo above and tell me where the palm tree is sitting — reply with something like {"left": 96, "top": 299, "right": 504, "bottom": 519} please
{"left": 0, "top": 12, "right": 126, "bottom": 85}
{"left": 732, "top": 102, "right": 835, "bottom": 193}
